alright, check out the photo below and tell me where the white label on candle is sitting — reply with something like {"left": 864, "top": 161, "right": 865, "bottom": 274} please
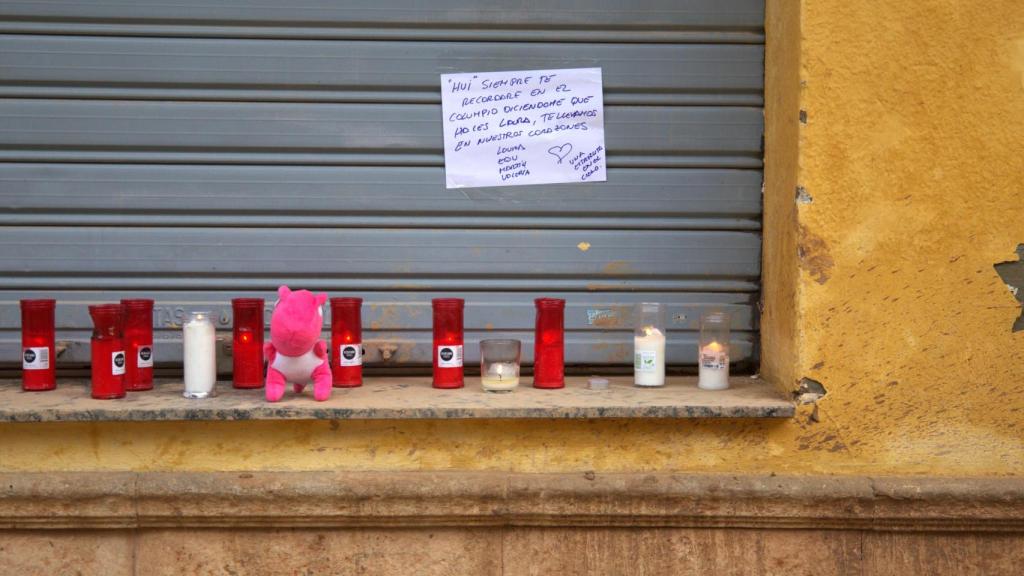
{"left": 437, "top": 345, "right": 463, "bottom": 368}
{"left": 339, "top": 344, "right": 362, "bottom": 367}
{"left": 633, "top": 327, "right": 666, "bottom": 387}
{"left": 112, "top": 351, "right": 126, "bottom": 375}
{"left": 634, "top": 350, "right": 659, "bottom": 373}
{"left": 137, "top": 345, "right": 154, "bottom": 368}
{"left": 22, "top": 347, "right": 49, "bottom": 370}
{"left": 700, "top": 350, "right": 727, "bottom": 370}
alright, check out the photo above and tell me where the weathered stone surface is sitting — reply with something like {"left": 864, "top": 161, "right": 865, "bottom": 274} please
{"left": 0, "top": 376, "right": 793, "bottom": 422}
{"left": 503, "top": 528, "right": 865, "bottom": 576}
{"left": 7, "top": 526, "right": 1024, "bottom": 575}
{"left": 2, "top": 471, "right": 1023, "bottom": 532}
{"left": 134, "top": 471, "right": 508, "bottom": 528}
{"left": 0, "top": 530, "right": 133, "bottom": 576}
{"left": 2, "top": 472, "right": 1024, "bottom": 574}
{"left": 134, "top": 528, "right": 502, "bottom": 576}
{"left": 0, "top": 472, "right": 137, "bottom": 529}
{"left": 863, "top": 532, "right": 1024, "bottom": 576}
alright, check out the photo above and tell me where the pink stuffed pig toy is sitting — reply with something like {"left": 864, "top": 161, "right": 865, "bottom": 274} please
{"left": 265, "top": 285, "right": 332, "bottom": 402}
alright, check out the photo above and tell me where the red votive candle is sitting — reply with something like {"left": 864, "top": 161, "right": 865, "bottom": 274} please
{"left": 432, "top": 298, "right": 464, "bottom": 389}
{"left": 88, "top": 304, "right": 126, "bottom": 399}
{"left": 330, "top": 297, "right": 363, "bottom": 387}
{"left": 20, "top": 299, "right": 56, "bottom": 391}
{"left": 232, "top": 298, "right": 265, "bottom": 389}
{"left": 120, "top": 299, "right": 154, "bottom": 391}
{"left": 533, "top": 298, "right": 565, "bottom": 389}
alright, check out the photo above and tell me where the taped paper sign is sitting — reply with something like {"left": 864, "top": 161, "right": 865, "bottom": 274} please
{"left": 441, "top": 67, "right": 607, "bottom": 189}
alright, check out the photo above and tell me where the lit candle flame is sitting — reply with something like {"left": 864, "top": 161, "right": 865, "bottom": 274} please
{"left": 642, "top": 326, "right": 662, "bottom": 337}
{"left": 705, "top": 341, "right": 724, "bottom": 352}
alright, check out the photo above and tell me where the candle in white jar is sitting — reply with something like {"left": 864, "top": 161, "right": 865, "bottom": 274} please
{"left": 698, "top": 340, "right": 730, "bottom": 390}
{"left": 634, "top": 326, "right": 666, "bottom": 387}
{"left": 481, "top": 361, "right": 519, "bottom": 392}
{"left": 183, "top": 311, "right": 217, "bottom": 398}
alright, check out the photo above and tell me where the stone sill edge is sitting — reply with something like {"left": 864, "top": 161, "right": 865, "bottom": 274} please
{"left": 1, "top": 471, "right": 1021, "bottom": 532}
{"left": 0, "top": 376, "right": 795, "bottom": 422}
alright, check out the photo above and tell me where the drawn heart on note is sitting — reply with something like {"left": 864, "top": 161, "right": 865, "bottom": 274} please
{"left": 547, "top": 143, "right": 573, "bottom": 164}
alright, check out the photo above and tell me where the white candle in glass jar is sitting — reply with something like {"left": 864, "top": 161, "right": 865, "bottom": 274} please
{"left": 698, "top": 341, "right": 730, "bottom": 390}
{"left": 183, "top": 312, "right": 217, "bottom": 398}
{"left": 634, "top": 326, "right": 666, "bottom": 387}
{"left": 481, "top": 361, "right": 519, "bottom": 392}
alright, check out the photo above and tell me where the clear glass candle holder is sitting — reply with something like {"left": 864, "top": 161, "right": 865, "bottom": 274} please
{"left": 698, "top": 311, "right": 731, "bottom": 390}
{"left": 480, "top": 339, "right": 521, "bottom": 393}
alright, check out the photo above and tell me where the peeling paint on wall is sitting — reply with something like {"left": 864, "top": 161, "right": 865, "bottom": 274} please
{"left": 797, "top": 225, "right": 833, "bottom": 284}
{"left": 794, "top": 378, "right": 827, "bottom": 404}
{"left": 994, "top": 244, "right": 1024, "bottom": 331}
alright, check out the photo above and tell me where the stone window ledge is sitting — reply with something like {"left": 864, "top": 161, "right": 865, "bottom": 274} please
{"left": 0, "top": 376, "right": 793, "bottom": 422}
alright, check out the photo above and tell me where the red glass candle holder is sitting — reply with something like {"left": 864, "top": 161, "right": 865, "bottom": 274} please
{"left": 88, "top": 304, "right": 126, "bottom": 399}
{"left": 120, "top": 299, "right": 154, "bottom": 391}
{"left": 232, "top": 298, "right": 265, "bottom": 389}
{"left": 330, "top": 297, "right": 363, "bottom": 387}
{"left": 20, "top": 299, "right": 56, "bottom": 391}
{"left": 533, "top": 298, "right": 565, "bottom": 389}
{"left": 432, "top": 298, "right": 464, "bottom": 389}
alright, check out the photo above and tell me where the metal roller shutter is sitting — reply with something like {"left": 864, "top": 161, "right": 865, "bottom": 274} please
{"left": 0, "top": 0, "right": 764, "bottom": 372}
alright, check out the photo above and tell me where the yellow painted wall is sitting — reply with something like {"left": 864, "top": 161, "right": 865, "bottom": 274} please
{"left": 789, "top": 0, "right": 1024, "bottom": 474}
{"left": 1, "top": 0, "right": 1022, "bottom": 476}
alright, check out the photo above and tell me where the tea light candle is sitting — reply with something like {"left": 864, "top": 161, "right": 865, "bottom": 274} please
{"left": 183, "top": 311, "right": 217, "bottom": 398}
{"left": 481, "top": 361, "right": 519, "bottom": 391}
{"left": 480, "top": 338, "right": 521, "bottom": 393}
{"left": 633, "top": 325, "right": 666, "bottom": 387}
{"left": 698, "top": 341, "right": 729, "bottom": 390}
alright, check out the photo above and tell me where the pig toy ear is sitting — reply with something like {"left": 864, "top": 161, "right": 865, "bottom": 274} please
{"left": 315, "top": 293, "right": 328, "bottom": 306}
{"left": 278, "top": 285, "right": 292, "bottom": 299}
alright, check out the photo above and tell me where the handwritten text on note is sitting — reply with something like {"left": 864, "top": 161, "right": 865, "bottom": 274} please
{"left": 441, "top": 67, "right": 606, "bottom": 189}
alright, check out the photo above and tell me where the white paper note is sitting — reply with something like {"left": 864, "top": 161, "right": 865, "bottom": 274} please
{"left": 441, "top": 67, "right": 607, "bottom": 189}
